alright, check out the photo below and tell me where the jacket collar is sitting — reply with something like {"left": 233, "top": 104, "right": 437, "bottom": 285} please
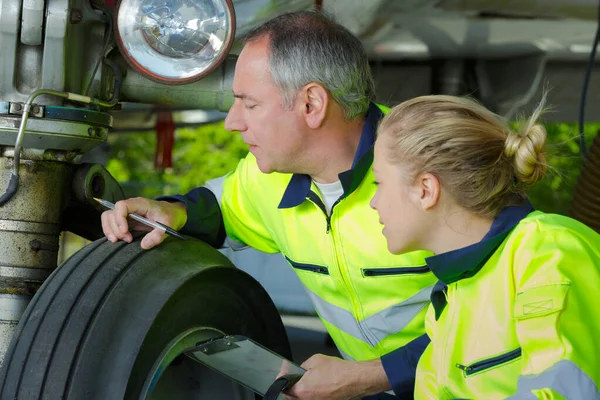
{"left": 278, "top": 102, "right": 384, "bottom": 209}
{"left": 427, "top": 200, "right": 535, "bottom": 319}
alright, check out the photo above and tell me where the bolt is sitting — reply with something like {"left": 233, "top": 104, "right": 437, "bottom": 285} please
{"left": 29, "top": 240, "right": 41, "bottom": 252}
{"left": 31, "top": 105, "right": 40, "bottom": 115}
{"left": 70, "top": 8, "right": 83, "bottom": 24}
{"left": 13, "top": 103, "right": 22, "bottom": 112}
{"left": 88, "top": 127, "right": 94, "bottom": 136}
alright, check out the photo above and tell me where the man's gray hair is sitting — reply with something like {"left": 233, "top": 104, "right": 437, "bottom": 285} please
{"left": 244, "top": 11, "right": 375, "bottom": 121}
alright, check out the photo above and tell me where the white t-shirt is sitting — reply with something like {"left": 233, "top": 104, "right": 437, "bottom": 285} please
{"left": 313, "top": 180, "right": 344, "bottom": 215}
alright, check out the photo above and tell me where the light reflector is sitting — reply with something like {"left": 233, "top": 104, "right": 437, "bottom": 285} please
{"left": 116, "top": 0, "right": 235, "bottom": 84}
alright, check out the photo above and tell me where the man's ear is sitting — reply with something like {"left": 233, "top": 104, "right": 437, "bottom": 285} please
{"left": 301, "top": 83, "right": 328, "bottom": 129}
{"left": 417, "top": 172, "right": 441, "bottom": 211}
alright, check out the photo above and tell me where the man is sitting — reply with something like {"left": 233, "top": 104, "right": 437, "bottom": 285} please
{"left": 101, "top": 11, "right": 436, "bottom": 399}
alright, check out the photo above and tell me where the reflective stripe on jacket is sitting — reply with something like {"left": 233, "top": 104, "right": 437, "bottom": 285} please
{"left": 415, "top": 204, "right": 600, "bottom": 399}
{"left": 220, "top": 103, "right": 436, "bottom": 361}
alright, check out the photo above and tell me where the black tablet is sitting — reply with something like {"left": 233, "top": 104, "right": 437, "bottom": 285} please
{"left": 185, "top": 335, "right": 305, "bottom": 397}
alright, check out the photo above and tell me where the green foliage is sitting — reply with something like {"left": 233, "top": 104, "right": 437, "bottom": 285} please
{"left": 525, "top": 123, "right": 598, "bottom": 215}
{"left": 105, "top": 120, "right": 599, "bottom": 216}
{"left": 106, "top": 121, "right": 248, "bottom": 198}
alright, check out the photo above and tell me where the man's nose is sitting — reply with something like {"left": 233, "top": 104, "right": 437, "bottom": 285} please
{"left": 224, "top": 103, "right": 245, "bottom": 132}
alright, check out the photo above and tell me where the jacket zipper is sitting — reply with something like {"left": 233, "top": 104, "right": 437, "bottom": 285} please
{"left": 307, "top": 191, "right": 339, "bottom": 234}
{"left": 456, "top": 348, "right": 522, "bottom": 376}
{"left": 306, "top": 190, "right": 373, "bottom": 345}
{"left": 362, "top": 266, "right": 430, "bottom": 276}
{"left": 285, "top": 257, "right": 329, "bottom": 275}
{"left": 438, "top": 283, "right": 456, "bottom": 396}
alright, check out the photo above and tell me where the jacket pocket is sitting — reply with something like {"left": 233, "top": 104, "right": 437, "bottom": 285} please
{"left": 456, "top": 348, "right": 522, "bottom": 376}
{"left": 513, "top": 283, "right": 570, "bottom": 320}
{"left": 285, "top": 257, "right": 329, "bottom": 275}
{"left": 361, "top": 265, "right": 430, "bottom": 277}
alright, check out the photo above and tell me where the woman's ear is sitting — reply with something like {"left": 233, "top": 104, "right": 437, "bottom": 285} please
{"left": 417, "top": 172, "right": 441, "bottom": 211}
{"left": 301, "top": 83, "right": 328, "bottom": 129}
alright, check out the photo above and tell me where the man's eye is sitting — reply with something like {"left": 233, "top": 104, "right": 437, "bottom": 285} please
{"left": 244, "top": 104, "right": 256, "bottom": 109}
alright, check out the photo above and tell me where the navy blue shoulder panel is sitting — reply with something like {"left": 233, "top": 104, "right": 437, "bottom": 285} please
{"left": 278, "top": 103, "right": 383, "bottom": 209}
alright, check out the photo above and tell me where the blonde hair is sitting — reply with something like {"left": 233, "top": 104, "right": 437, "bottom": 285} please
{"left": 377, "top": 94, "right": 548, "bottom": 217}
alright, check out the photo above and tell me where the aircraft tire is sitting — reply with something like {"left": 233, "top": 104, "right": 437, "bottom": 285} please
{"left": 0, "top": 235, "right": 291, "bottom": 399}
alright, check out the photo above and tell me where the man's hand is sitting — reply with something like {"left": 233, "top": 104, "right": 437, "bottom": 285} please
{"left": 100, "top": 197, "right": 187, "bottom": 250}
{"left": 284, "top": 354, "right": 391, "bottom": 400}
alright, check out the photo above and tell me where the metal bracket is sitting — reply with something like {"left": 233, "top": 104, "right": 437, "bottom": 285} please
{"left": 195, "top": 337, "right": 240, "bottom": 355}
{"left": 8, "top": 102, "right": 44, "bottom": 118}
{"left": 62, "top": 163, "right": 125, "bottom": 241}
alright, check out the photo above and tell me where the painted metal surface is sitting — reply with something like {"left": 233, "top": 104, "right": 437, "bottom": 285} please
{"left": 20, "top": 0, "right": 45, "bottom": 46}
{"left": 0, "top": 155, "right": 69, "bottom": 365}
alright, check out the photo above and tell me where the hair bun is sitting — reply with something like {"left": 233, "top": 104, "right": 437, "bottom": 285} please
{"left": 504, "top": 123, "right": 547, "bottom": 185}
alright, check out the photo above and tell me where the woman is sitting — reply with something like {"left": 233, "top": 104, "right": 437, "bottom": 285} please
{"left": 370, "top": 94, "right": 600, "bottom": 399}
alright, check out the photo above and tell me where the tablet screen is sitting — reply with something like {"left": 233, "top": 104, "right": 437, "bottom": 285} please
{"left": 185, "top": 335, "right": 305, "bottom": 397}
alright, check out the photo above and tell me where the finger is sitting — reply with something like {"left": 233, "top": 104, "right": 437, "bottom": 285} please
{"left": 106, "top": 210, "right": 127, "bottom": 241}
{"left": 284, "top": 383, "right": 299, "bottom": 397}
{"left": 113, "top": 200, "right": 133, "bottom": 234}
{"left": 101, "top": 211, "right": 117, "bottom": 242}
{"left": 140, "top": 228, "right": 167, "bottom": 250}
{"left": 284, "top": 378, "right": 306, "bottom": 399}
{"left": 128, "top": 196, "right": 151, "bottom": 215}
{"left": 300, "top": 354, "right": 325, "bottom": 370}
{"left": 122, "top": 230, "right": 133, "bottom": 243}
{"left": 105, "top": 210, "right": 133, "bottom": 243}
{"left": 120, "top": 198, "right": 164, "bottom": 233}
{"left": 103, "top": 210, "right": 125, "bottom": 242}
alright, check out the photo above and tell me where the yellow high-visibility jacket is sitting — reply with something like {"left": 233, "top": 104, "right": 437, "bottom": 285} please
{"left": 219, "top": 104, "right": 435, "bottom": 363}
{"left": 415, "top": 203, "right": 600, "bottom": 399}
{"left": 165, "top": 103, "right": 436, "bottom": 396}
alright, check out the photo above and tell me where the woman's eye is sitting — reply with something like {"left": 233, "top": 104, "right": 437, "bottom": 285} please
{"left": 373, "top": 180, "right": 380, "bottom": 186}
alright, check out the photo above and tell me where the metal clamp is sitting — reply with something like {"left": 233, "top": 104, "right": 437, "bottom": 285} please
{"left": 8, "top": 102, "right": 44, "bottom": 118}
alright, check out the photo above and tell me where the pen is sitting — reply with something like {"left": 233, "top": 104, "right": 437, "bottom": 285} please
{"left": 93, "top": 197, "right": 187, "bottom": 241}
